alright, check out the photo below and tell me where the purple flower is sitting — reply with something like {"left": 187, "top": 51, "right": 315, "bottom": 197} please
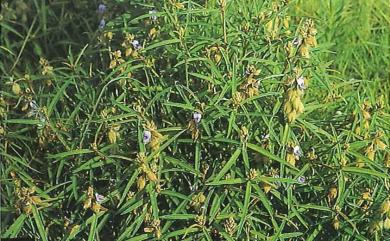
{"left": 95, "top": 193, "right": 105, "bottom": 203}
{"left": 131, "top": 40, "right": 142, "bottom": 50}
{"left": 98, "top": 4, "right": 107, "bottom": 14}
{"left": 296, "top": 76, "right": 305, "bottom": 90}
{"left": 297, "top": 176, "right": 306, "bottom": 184}
{"left": 293, "top": 145, "right": 302, "bottom": 158}
{"left": 99, "top": 19, "right": 106, "bottom": 29}
{"left": 143, "top": 130, "right": 152, "bottom": 144}
{"left": 193, "top": 112, "right": 202, "bottom": 123}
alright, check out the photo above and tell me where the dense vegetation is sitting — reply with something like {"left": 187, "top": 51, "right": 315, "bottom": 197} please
{"left": 1, "top": 0, "right": 389, "bottom": 240}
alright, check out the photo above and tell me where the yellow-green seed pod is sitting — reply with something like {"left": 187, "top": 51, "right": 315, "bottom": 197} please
{"left": 296, "top": 100, "right": 304, "bottom": 114}
{"left": 300, "top": 45, "right": 310, "bottom": 58}
{"left": 332, "top": 216, "right": 340, "bottom": 230}
{"left": 12, "top": 83, "right": 21, "bottom": 95}
{"left": 291, "top": 96, "right": 301, "bottom": 110}
{"left": 91, "top": 202, "right": 101, "bottom": 213}
{"left": 384, "top": 218, "right": 390, "bottom": 230}
{"left": 83, "top": 197, "right": 92, "bottom": 209}
{"left": 380, "top": 199, "right": 390, "bottom": 215}
{"left": 283, "top": 16, "right": 290, "bottom": 29}
{"left": 305, "top": 36, "right": 317, "bottom": 47}
{"left": 287, "top": 89, "right": 296, "bottom": 101}
{"left": 266, "top": 20, "right": 273, "bottom": 33}
{"left": 286, "top": 153, "right": 296, "bottom": 166}
{"left": 146, "top": 170, "right": 157, "bottom": 182}
{"left": 31, "top": 196, "right": 43, "bottom": 205}
{"left": 284, "top": 102, "right": 292, "bottom": 114}
{"left": 214, "top": 53, "right": 222, "bottom": 64}
{"left": 327, "top": 186, "right": 338, "bottom": 200}
{"left": 287, "top": 110, "right": 297, "bottom": 123}
{"left": 198, "top": 192, "right": 206, "bottom": 203}
{"left": 375, "top": 139, "right": 387, "bottom": 150}
{"left": 385, "top": 153, "right": 390, "bottom": 168}
{"left": 23, "top": 203, "right": 32, "bottom": 214}
{"left": 262, "top": 182, "right": 272, "bottom": 193}
{"left": 125, "top": 48, "right": 132, "bottom": 57}
{"left": 137, "top": 175, "right": 146, "bottom": 191}
{"left": 108, "top": 129, "right": 117, "bottom": 144}
{"left": 365, "top": 145, "right": 375, "bottom": 161}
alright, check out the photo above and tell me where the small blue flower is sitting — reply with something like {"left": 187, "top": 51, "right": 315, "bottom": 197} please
{"left": 293, "top": 145, "right": 302, "bottom": 158}
{"left": 193, "top": 112, "right": 202, "bottom": 123}
{"left": 131, "top": 40, "right": 142, "bottom": 50}
{"left": 297, "top": 176, "right": 306, "bottom": 184}
{"left": 99, "top": 19, "right": 106, "bottom": 29}
{"left": 296, "top": 76, "right": 305, "bottom": 90}
{"left": 95, "top": 193, "right": 105, "bottom": 203}
{"left": 98, "top": 4, "right": 107, "bottom": 14}
{"left": 149, "top": 10, "right": 157, "bottom": 21}
{"left": 143, "top": 130, "right": 152, "bottom": 144}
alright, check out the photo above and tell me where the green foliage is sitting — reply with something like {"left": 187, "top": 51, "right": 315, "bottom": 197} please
{"left": 1, "top": 0, "right": 389, "bottom": 240}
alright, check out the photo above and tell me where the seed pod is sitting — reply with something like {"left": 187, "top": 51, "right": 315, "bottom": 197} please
{"left": 284, "top": 102, "right": 292, "bottom": 114}
{"left": 146, "top": 170, "right": 157, "bottom": 182}
{"left": 291, "top": 96, "right": 301, "bottom": 110}
{"left": 287, "top": 152, "right": 296, "bottom": 166}
{"left": 283, "top": 16, "right": 290, "bottom": 29}
{"left": 240, "top": 126, "right": 249, "bottom": 142}
{"left": 296, "top": 100, "right": 304, "bottom": 114}
{"left": 266, "top": 20, "right": 273, "bottom": 33}
{"left": 262, "top": 182, "right": 272, "bottom": 193}
{"left": 137, "top": 175, "right": 146, "bottom": 191}
{"left": 332, "top": 216, "right": 340, "bottom": 230}
{"left": 91, "top": 202, "right": 102, "bottom": 213}
{"left": 31, "top": 196, "right": 43, "bottom": 205}
{"left": 384, "top": 218, "right": 390, "bottom": 230}
{"left": 23, "top": 203, "right": 32, "bottom": 214}
{"left": 287, "top": 110, "right": 297, "bottom": 123}
{"left": 375, "top": 138, "right": 387, "bottom": 150}
{"left": 328, "top": 186, "right": 338, "bottom": 200}
{"left": 214, "top": 53, "right": 222, "bottom": 64}
{"left": 149, "top": 27, "right": 158, "bottom": 39}
{"left": 365, "top": 145, "right": 375, "bottom": 161}
{"left": 362, "top": 109, "right": 371, "bottom": 120}
{"left": 380, "top": 198, "right": 390, "bottom": 215}
{"left": 197, "top": 192, "right": 206, "bottom": 203}
{"left": 300, "top": 45, "right": 310, "bottom": 58}
{"left": 108, "top": 129, "right": 117, "bottom": 144}
{"left": 125, "top": 48, "right": 132, "bottom": 57}
{"left": 305, "top": 36, "right": 317, "bottom": 47}
{"left": 83, "top": 198, "right": 92, "bottom": 209}
{"left": 109, "top": 59, "right": 117, "bottom": 69}
{"left": 356, "top": 158, "right": 365, "bottom": 167}
{"left": 12, "top": 83, "right": 21, "bottom": 95}
{"left": 385, "top": 153, "right": 390, "bottom": 168}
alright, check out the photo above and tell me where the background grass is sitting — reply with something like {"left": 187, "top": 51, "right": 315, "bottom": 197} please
{"left": 1, "top": 0, "right": 389, "bottom": 240}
